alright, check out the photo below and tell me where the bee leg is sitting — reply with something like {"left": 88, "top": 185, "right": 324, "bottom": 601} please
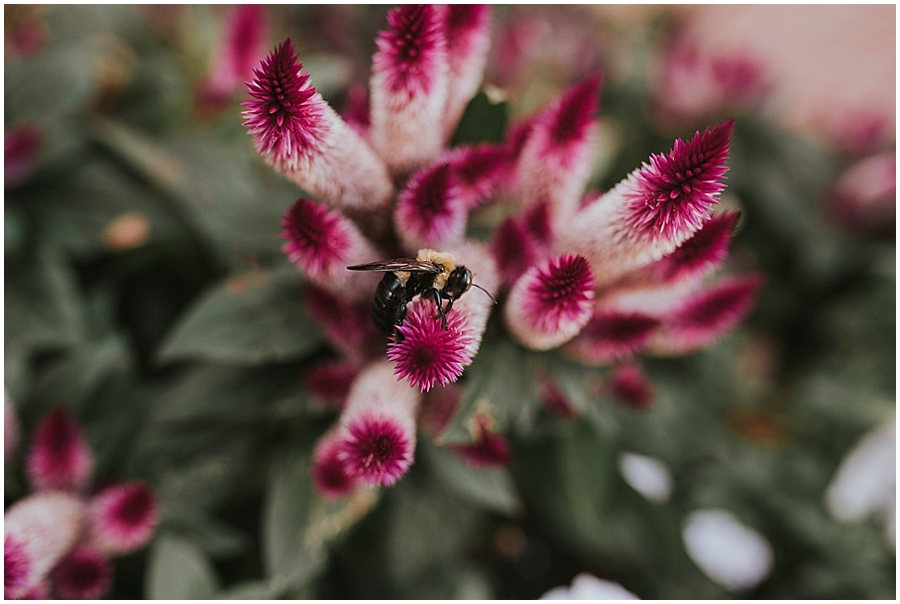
{"left": 428, "top": 288, "right": 449, "bottom": 330}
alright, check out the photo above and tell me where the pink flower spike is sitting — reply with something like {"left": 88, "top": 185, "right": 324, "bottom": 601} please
{"left": 450, "top": 418, "right": 511, "bottom": 469}
{"left": 197, "top": 5, "right": 268, "bottom": 111}
{"left": 338, "top": 362, "right": 421, "bottom": 486}
{"left": 26, "top": 406, "right": 94, "bottom": 492}
{"left": 539, "top": 378, "right": 577, "bottom": 419}
{"left": 4, "top": 492, "right": 86, "bottom": 599}
{"left": 281, "top": 198, "right": 381, "bottom": 300}
{"left": 649, "top": 273, "right": 763, "bottom": 355}
{"left": 558, "top": 120, "right": 734, "bottom": 288}
{"left": 395, "top": 162, "right": 467, "bottom": 251}
{"left": 442, "top": 240, "right": 500, "bottom": 361}
{"left": 830, "top": 151, "right": 896, "bottom": 238}
{"left": 311, "top": 426, "right": 361, "bottom": 500}
{"left": 439, "top": 5, "right": 492, "bottom": 139}
{"left": 492, "top": 217, "right": 541, "bottom": 288}
{"left": 341, "top": 84, "right": 371, "bottom": 137}
{"left": 370, "top": 5, "right": 449, "bottom": 174}
{"left": 650, "top": 211, "right": 738, "bottom": 284}
{"left": 243, "top": 39, "right": 393, "bottom": 210}
{"left": 388, "top": 298, "right": 473, "bottom": 392}
{"left": 504, "top": 254, "right": 595, "bottom": 351}
{"left": 52, "top": 545, "right": 112, "bottom": 600}
{"left": 88, "top": 482, "right": 158, "bottom": 556}
{"left": 5, "top": 124, "right": 44, "bottom": 187}
{"left": 608, "top": 363, "right": 656, "bottom": 410}
{"left": 515, "top": 74, "right": 602, "bottom": 229}
{"left": 444, "top": 144, "right": 510, "bottom": 209}
{"left": 304, "top": 283, "right": 378, "bottom": 364}
{"left": 304, "top": 361, "right": 360, "bottom": 410}
{"left": 565, "top": 311, "right": 660, "bottom": 366}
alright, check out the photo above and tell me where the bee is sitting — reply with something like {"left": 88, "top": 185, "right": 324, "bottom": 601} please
{"left": 348, "top": 248, "right": 494, "bottom": 335}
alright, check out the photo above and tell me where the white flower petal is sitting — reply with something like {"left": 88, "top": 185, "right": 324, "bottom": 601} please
{"left": 825, "top": 419, "right": 896, "bottom": 522}
{"left": 617, "top": 452, "right": 673, "bottom": 503}
{"left": 541, "top": 573, "right": 639, "bottom": 600}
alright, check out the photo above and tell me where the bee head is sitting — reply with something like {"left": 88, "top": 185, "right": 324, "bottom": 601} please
{"left": 445, "top": 266, "right": 473, "bottom": 299}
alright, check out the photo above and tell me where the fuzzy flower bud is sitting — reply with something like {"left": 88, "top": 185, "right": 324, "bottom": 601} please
{"left": 52, "top": 545, "right": 113, "bottom": 600}
{"left": 439, "top": 5, "right": 492, "bottom": 139}
{"left": 304, "top": 361, "right": 360, "bottom": 410}
{"left": 243, "top": 39, "right": 393, "bottom": 210}
{"left": 444, "top": 240, "right": 500, "bottom": 361}
{"left": 443, "top": 143, "right": 510, "bottom": 209}
{"left": 515, "top": 74, "right": 602, "bottom": 229}
{"left": 607, "top": 363, "right": 656, "bottom": 409}
{"left": 5, "top": 123, "right": 43, "bottom": 187}
{"left": 648, "top": 273, "right": 762, "bottom": 355}
{"left": 304, "top": 283, "right": 378, "bottom": 364}
{"left": 311, "top": 426, "right": 361, "bottom": 500}
{"left": 281, "top": 198, "right": 381, "bottom": 301}
{"left": 504, "top": 254, "right": 595, "bottom": 351}
{"left": 87, "top": 482, "right": 158, "bottom": 556}
{"left": 370, "top": 4, "right": 449, "bottom": 174}
{"left": 338, "top": 362, "right": 421, "bottom": 487}
{"left": 395, "top": 162, "right": 467, "bottom": 252}
{"left": 450, "top": 416, "right": 511, "bottom": 468}
{"left": 4, "top": 492, "right": 86, "bottom": 599}
{"left": 565, "top": 311, "right": 660, "bottom": 366}
{"left": 26, "top": 407, "right": 94, "bottom": 492}
{"left": 558, "top": 120, "right": 734, "bottom": 288}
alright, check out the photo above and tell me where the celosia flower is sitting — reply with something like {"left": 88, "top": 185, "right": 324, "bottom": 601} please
{"left": 515, "top": 74, "right": 602, "bottom": 229}
{"left": 492, "top": 202, "right": 554, "bottom": 287}
{"left": 443, "top": 143, "right": 510, "bottom": 209}
{"left": 304, "top": 361, "right": 360, "bottom": 410}
{"left": 341, "top": 84, "right": 371, "bottom": 136}
{"left": 311, "top": 426, "right": 361, "bottom": 500}
{"left": 4, "top": 492, "right": 86, "bottom": 599}
{"left": 303, "top": 283, "right": 378, "bottom": 364}
{"left": 369, "top": 4, "right": 449, "bottom": 174}
{"left": 557, "top": 120, "right": 734, "bottom": 288}
{"left": 387, "top": 298, "right": 472, "bottom": 392}
{"left": 197, "top": 4, "right": 268, "bottom": 111}
{"left": 88, "top": 482, "right": 158, "bottom": 556}
{"left": 439, "top": 5, "right": 492, "bottom": 139}
{"left": 648, "top": 273, "right": 762, "bottom": 355}
{"left": 338, "top": 362, "right": 421, "bottom": 486}
{"left": 450, "top": 416, "right": 511, "bottom": 468}
{"left": 243, "top": 39, "right": 393, "bottom": 210}
{"left": 281, "top": 198, "right": 381, "bottom": 300}
{"left": 829, "top": 151, "right": 896, "bottom": 238}
{"left": 607, "top": 363, "right": 656, "bottom": 409}
{"left": 26, "top": 406, "right": 94, "bottom": 492}
{"left": 394, "top": 162, "right": 467, "bottom": 251}
{"left": 539, "top": 378, "right": 577, "bottom": 419}
{"left": 565, "top": 311, "right": 660, "bottom": 365}
{"left": 5, "top": 123, "right": 44, "bottom": 187}
{"left": 504, "top": 254, "right": 595, "bottom": 351}
{"left": 52, "top": 545, "right": 112, "bottom": 600}
{"left": 439, "top": 240, "right": 500, "bottom": 362}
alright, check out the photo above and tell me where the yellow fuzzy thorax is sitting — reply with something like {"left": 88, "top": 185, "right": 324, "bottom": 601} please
{"left": 417, "top": 248, "right": 457, "bottom": 290}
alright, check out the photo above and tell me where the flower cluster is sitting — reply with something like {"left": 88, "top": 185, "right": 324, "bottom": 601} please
{"left": 4, "top": 406, "right": 158, "bottom": 600}
{"left": 242, "top": 4, "right": 759, "bottom": 498}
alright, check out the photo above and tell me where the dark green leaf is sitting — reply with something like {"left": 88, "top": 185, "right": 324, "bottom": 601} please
{"left": 146, "top": 533, "right": 221, "bottom": 599}
{"left": 451, "top": 90, "right": 509, "bottom": 145}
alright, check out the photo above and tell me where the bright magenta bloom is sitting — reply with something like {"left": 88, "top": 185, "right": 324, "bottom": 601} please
{"left": 607, "top": 363, "right": 656, "bottom": 410}
{"left": 26, "top": 407, "right": 94, "bottom": 492}
{"left": 394, "top": 162, "right": 467, "bottom": 251}
{"left": 52, "top": 545, "right": 112, "bottom": 600}
{"left": 440, "top": 5, "right": 492, "bottom": 138}
{"left": 566, "top": 311, "right": 661, "bottom": 365}
{"left": 88, "top": 482, "right": 159, "bottom": 556}
{"left": 311, "top": 427, "right": 360, "bottom": 500}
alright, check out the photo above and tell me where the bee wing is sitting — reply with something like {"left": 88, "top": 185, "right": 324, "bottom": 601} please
{"left": 347, "top": 259, "right": 442, "bottom": 273}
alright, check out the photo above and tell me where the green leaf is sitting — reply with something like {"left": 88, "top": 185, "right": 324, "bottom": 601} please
{"left": 421, "top": 438, "right": 522, "bottom": 517}
{"left": 214, "top": 580, "right": 278, "bottom": 600}
{"left": 146, "top": 533, "right": 221, "bottom": 599}
{"left": 157, "top": 267, "right": 322, "bottom": 365}
{"left": 164, "top": 511, "right": 249, "bottom": 560}
{"left": 451, "top": 90, "right": 509, "bottom": 145}
{"left": 263, "top": 447, "right": 380, "bottom": 595}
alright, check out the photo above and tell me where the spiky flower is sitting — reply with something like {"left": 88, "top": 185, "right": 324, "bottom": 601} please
{"left": 243, "top": 39, "right": 393, "bottom": 210}
{"left": 26, "top": 407, "right": 94, "bottom": 492}
{"left": 338, "top": 362, "right": 421, "bottom": 486}
{"left": 504, "top": 254, "right": 595, "bottom": 351}
{"left": 4, "top": 536, "right": 30, "bottom": 600}
{"left": 311, "top": 427, "right": 361, "bottom": 500}
{"left": 565, "top": 311, "right": 660, "bottom": 365}
{"left": 442, "top": 143, "right": 510, "bottom": 209}
{"left": 387, "top": 298, "right": 472, "bottom": 392}
{"left": 88, "top": 482, "right": 158, "bottom": 556}
{"left": 558, "top": 120, "right": 734, "bottom": 287}
{"left": 439, "top": 5, "right": 492, "bottom": 138}
{"left": 394, "top": 162, "right": 467, "bottom": 251}
{"left": 370, "top": 4, "right": 449, "bottom": 173}
{"left": 52, "top": 545, "right": 112, "bottom": 600}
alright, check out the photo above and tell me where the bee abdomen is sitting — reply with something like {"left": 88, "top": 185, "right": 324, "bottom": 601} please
{"left": 373, "top": 273, "right": 407, "bottom": 334}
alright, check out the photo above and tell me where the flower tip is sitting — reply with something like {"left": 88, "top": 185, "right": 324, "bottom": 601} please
{"left": 89, "top": 482, "right": 159, "bottom": 555}
{"left": 311, "top": 430, "right": 360, "bottom": 500}
{"left": 26, "top": 406, "right": 94, "bottom": 492}
{"left": 339, "top": 416, "right": 414, "bottom": 486}
{"left": 52, "top": 545, "right": 112, "bottom": 600}
{"left": 608, "top": 364, "right": 656, "bottom": 409}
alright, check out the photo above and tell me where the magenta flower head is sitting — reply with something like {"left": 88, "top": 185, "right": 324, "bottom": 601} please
{"left": 338, "top": 362, "right": 421, "bottom": 487}
{"left": 438, "top": 4, "right": 492, "bottom": 138}
{"left": 387, "top": 298, "right": 473, "bottom": 392}
{"left": 607, "top": 363, "right": 656, "bottom": 410}
{"left": 450, "top": 416, "right": 511, "bottom": 469}
{"left": 311, "top": 426, "right": 360, "bottom": 501}
{"left": 829, "top": 151, "right": 896, "bottom": 238}
{"left": 515, "top": 74, "right": 602, "bottom": 229}
{"left": 394, "top": 162, "right": 467, "bottom": 252}
{"left": 370, "top": 4, "right": 449, "bottom": 174}
{"left": 304, "top": 283, "right": 378, "bottom": 364}
{"left": 26, "top": 406, "right": 94, "bottom": 492}
{"left": 243, "top": 39, "right": 393, "bottom": 210}
{"left": 197, "top": 4, "right": 268, "bottom": 111}
{"left": 649, "top": 273, "right": 763, "bottom": 355}
{"left": 4, "top": 491, "right": 86, "bottom": 599}
{"left": 443, "top": 143, "right": 510, "bottom": 209}
{"left": 304, "top": 361, "right": 360, "bottom": 410}
{"left": 52, "top": 544, "right": 112, "bottom": 600}
{"left": 504, "top": 254, "right": 595, "bottom": 351}
{"left": 281, "top": 198, "right": 381, "bottom": 300}
{"left": 565, "top": 311, "right": 661, "bottom": 366}
{"left": 87, "top": 482, "right": 158, "bottom": 556}
{"left": 5, "top": 123, "right": 44, "bottom": 187}
{"left": 558, "top": 120, "right": 734, "bottom": 288}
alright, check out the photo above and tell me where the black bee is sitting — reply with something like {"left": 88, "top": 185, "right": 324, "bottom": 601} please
{"left": 348, "top": 248, "right": 494, "bottom": 334}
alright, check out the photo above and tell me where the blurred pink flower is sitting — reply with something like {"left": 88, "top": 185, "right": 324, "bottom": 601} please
{"left": 26, "top": 407, "right": 94, "bottom": 493}
{"left": 311, "top": 427, "right": 361, "bottom": 500}
{"left": 52, "top": 545, "right": 112, "bottom": 600}
{"left": 829, "top": 152, "right": 896, "bottom": 238}
{"left": 304, "top": 361, "right": 360, "bottom": 410}
{"left": 88, "top": 482, "right": 159, "bottom": 556}
{"left": 607, "top": 363, "right": 656, "bottom": 410}
{"left": 5, "top": 124, "right": 44, "bottom": 187}
{"left": 394, "top": 162, "right": 467, "bottom": 251}
{"left": 450, "top": 416, "right": 511, "bottom": 468}
{"left": 439, "top": 5, "right": 492, "bottom": 138}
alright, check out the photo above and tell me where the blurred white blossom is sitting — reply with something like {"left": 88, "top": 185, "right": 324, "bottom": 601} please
{"left": 682, "top": 509, "right": 774, "bottom": 591}
{"left": 617, "top": 452, "right": 673, "bottom": 503}
{"left": 540, "top": 573, "right": 639, "bottom": 600}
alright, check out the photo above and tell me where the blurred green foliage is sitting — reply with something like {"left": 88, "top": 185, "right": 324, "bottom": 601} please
{"left": 5, "top": 5, "right": 894, "bottom": 599}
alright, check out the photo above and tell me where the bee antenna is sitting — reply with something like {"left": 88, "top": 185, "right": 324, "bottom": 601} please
{"left": 472, "top": 282, "right": 497, "bottom": 304}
